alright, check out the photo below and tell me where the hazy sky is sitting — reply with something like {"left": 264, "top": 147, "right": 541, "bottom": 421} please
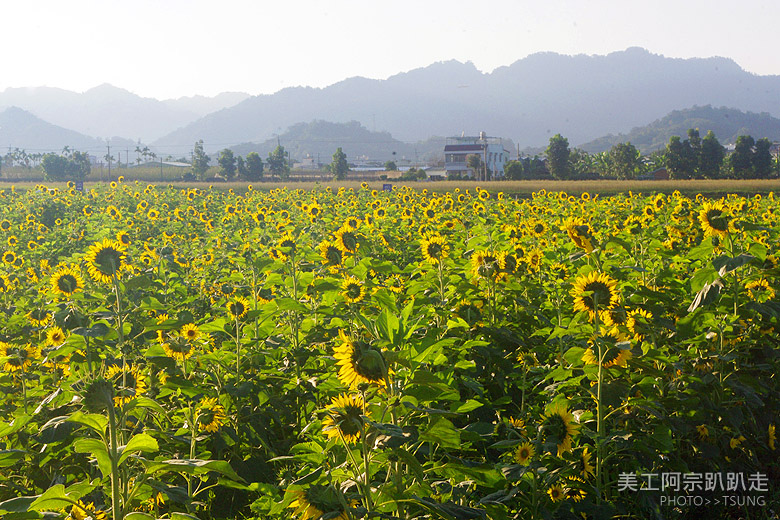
{"left": 5, "top": 0, "right": 779, "bottom": 100}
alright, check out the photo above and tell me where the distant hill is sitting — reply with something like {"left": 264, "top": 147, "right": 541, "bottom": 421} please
{"left": 229, "top": 120, "right": 470, "bottom": 164}
{"left": 578, "top": 106, "right": 780, "bottom": 153}
{"left": 0, "top": 85, "right": 248, "bottom": 142}
{"left": 0, "top": 107, "right": 143, "bottom": 159}
{"left": 153, "top": 47, "right": 780, "bottom": 153}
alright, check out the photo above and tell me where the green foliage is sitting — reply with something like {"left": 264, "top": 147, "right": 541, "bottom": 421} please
{"left": 700, "top": 130, "right": 725, "bottom": 178}
{"left": 504, "top": 160, "right": 523, "bottom": 180}
{"left": 545, "top": 133, "right": 571, "bottom": 179}
{"left": 191, "top": 140, "right": 211, "bottom": 180}
{"left": 267, "top": 145, "right": 290, "bottom": 179}
{"left": 329, "top": 147, "right": 349, "bottom": 180}
{"left": 40, "top": 150, "right": 90, "bottom": 181}
{"left": 607, "top": 142, "right": 641, "bottom": 179}
{"left": 384, "top": 160, "right": 397, "bottom": 171}
{"left": 244, "top": 152, "right": 264, "bottom": 181}
{"left": 217, "top": 149, "right": 237, "bottom": 181}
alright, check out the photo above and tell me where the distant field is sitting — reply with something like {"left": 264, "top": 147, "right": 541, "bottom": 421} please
{"left": 1, "top": 177, "right": 779, "bottom": 196}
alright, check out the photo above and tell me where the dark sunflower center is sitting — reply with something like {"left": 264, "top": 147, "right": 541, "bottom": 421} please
{"left": 326, "top": 247, "right": 342, "bottom": 265}
{"left": 352, "top": 343, "right": 385, "bottom": 380}
{"left": 304, "top": 486, "right": 342, "bottom": 513}
{"left": 534, "top": 224, "right": 545, "bottom": 234}
{"left": 345, "top": 283, "right": 362, "bottom": 299}
{"left": 544, "top": 413, "right": 570, "bottom": 442}
{"left": 706, "top": 209, "right": 729, "bottom": 231}
{"left": 426, "top": 243, "right": 443, "bottom": 258}
{"left": 336, "top": 405, "right": 363, "bottom": 435}
{"left": 582, "top": 281, "right": 611, "bottom": 309}
{"left": 58, "top": 274, "right": 79, "bottom": 293}
{"left": 94, "top": 248, "right": 122, "bottom": 275}
{"left": 230, "top": 302, "right": 246, "bottom": 316}
{"left": 341, "top": 232, "right": 357, "bottom": 251}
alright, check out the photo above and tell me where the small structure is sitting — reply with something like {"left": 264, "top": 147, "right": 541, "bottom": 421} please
{"left": 444, "top": 132, "right": 510, "bottom": 180}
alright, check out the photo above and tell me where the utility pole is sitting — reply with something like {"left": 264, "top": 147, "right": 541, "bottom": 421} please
{"left": 107, "top": 143, "right": 111, "bottom": 181}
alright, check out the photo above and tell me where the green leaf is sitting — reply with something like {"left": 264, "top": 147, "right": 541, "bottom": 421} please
{"left": 171, "top": 514, "right": 201, "bottom": 520}
{"left": 0, "top": 449, "right": 25, "bottom": 468}
{"left": 440, "top": 462, "right": 505, "bottom": 488}
{"left": 713, "top": 254, "right": 754, "bottom": 274}
{"left": 29, "top": 485, "right": 75, "bottom": 512}
{"left": 0, "top": 496, "right": 36, "bottom": 513}
{"left": 142, "top": 459, "right": 244, "bottom": 482}
{"left": 0, "top": 415, "right": 32, "bottom": 439}
{"left": 74, "top": 438, "right": 112, "bottom": 477}
{"left": 420, "top": 417, "right": 461, "bottom": 450}
{"left": 124, "top": 397, "right": 166, "bottom": 415}
{"left": 124, "top": 513, "right": 155, "bottom": 520}
{"left": 453, "top": 400, "right": 483, "bottom": 413}
{"left": 66, "top": 412, "right": 108, "bottom": 436}
{"left": 118, "top": 433, "right": 159, "bottom": 466}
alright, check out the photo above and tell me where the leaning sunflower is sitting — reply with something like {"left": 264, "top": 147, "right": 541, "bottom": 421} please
{"left": 698, "top": 201, "right": 731, "bottom": 238}
{"left": 571, "top": 271, "right": 619, "bottom": 317}
{"left": 745, "top": 279, "right": 775, "bottom": 302}
{"left": 46, "top": 326, "right": 67, "bottom": 347}
{"left": 198, "top": 397, "right": 227, "bottom": 433}
{"left": 322, "top": 393, "right": 365, "bottom": 443}
{"left": 333, "top": 330, "right": 387, "bottom": 388}
{"left": 106, "top": 364, "right": 147, "bottom": 405}
{"left": 542, "top": 401, "right": 579, "bottom": 457}
{"left": 0, "top": 342, "right": 41, "bottom": 372}
{"left": 67, "top": 500, "right": 108, "bottom": 520}
{"left": 85, "top": 239, "right": 126, "bottom": 284}
{"left": 161, "top": 339, "right": 195, "bottom": 362}
{"left": 318, "top": 240, "right": 343, "bottom": 270}
{"left": 288, "top": 485, "right": 351, "bottom": 520}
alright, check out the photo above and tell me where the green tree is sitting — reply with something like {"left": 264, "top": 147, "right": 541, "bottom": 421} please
{"left": 236, "top": 156, "right": 247, "bottom": 179}
{"left": 267, "top": 145, "right": 290, "bottom": 179}
{"left": 545, "top": 134, "right": 571, "bottom": 179}
{"left": 217, "top": 148, "right": 237, "bottom": 181}
{"left": 244, "top": 152, "right": 264, "bottom": 181}
{"left": 40, "top": 152, "right": 89, "bottom": 181}
{"left": 330, "top": 147, "right": 350, "bottom": 180}
{"left": 192, "top": 140, "right": 211, "bottom": 180}
{"left": 753, "top": 137, "right": 773, "bottom": 178}
{"left": 570, "top": 148, "right": 595, "bottom": 177}
{"left": 665, "top": 135, "right": 695, "bottom": 179}
{"left": 466, "top": 154, "right": 484, "bottom": 180}
{"left": 699, "top": 130, "right": 725, "bottom": 178}
{"left": 384, "top": 160, "right": 397, "bottom": 171}
{"left": 608, "top": 142, "right": 641, "bottom": 179}
{"left": 504, "top": 160, "right": 524, "bottom": 180}
{"left": 729, "top": 135, "right": 755, "bottom": 178}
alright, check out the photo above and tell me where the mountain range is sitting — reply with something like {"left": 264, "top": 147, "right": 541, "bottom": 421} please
{"left": 3, "top": 47, "right": 780, "bottom": 160}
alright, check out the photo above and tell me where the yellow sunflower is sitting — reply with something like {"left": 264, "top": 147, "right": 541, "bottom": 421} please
{"left": 85, "top": 239, "right": 126, "bottom": 284}
{"left": 322, "top": 393, "right": 365, "bottom": 443}
{"left": 564, "top": 218, "right": 595, "bottom": 253}
{"left": 698, "top": 201, "right": 731, "bottom": 238}
{"left": 106, "top": 364, "right": 147, "bottom": 405}
{"left": 514, "top": 441, "right": 535, "bottom": 465}
{"left": 318, "top": 240, "right": 343, "bottom": 270}
{"left": 67, "top": 500, "right": 108, "bottom": 520}
{"left": 51, "top": 266, "right": 84, "bottom": 297}
{"left": 340, "top": 275, "right": 366, "bottom": 304}
{"left": 571, "top": 271, "right": 619, "bottom": 317}
{"left": 161, "top": 339, "right": 195, "bottom": 362}
{"left": 288, "top": 485, "right": 351, "bottom": 520}
{"left": 579, "top": 447, "right": 595, "bottom": 479}
{"left": 333, "top": 330, "right": 387, "bottom": 388}
{"left": 227, "top": 296, "right": 250, "bottom": 320}
{"left": 180, "top": 323, "right": 202, "bottom": 342}
{"left": 420, "top": 235, "right": 449, "bottom": 265}
{"left": 0, "top": 342, "right": 41, "bottom": 372}
{"left": 27, "top": 308, "right": 52, "bottom": 327}
{"left": 626, "top": 308, "right": 653, "bottom": 341}
{"left": 548, "top": 483, "right": 565, "bottom": 503}
{"left": 471, "top": 250, "right": 506, "bottom": 281}
{"left": 46, "top": 326, "right": 67, "bottom": 346}
{"left": 745, "top": 279, "right": 775, "bottom": 302}
{"left": 334, "top": 226, "right": 360, "bottom": 255}
{"left": 542, "top": 401, "right": 579, "bottom": 456}
{"left": 581, "top": 344, "right": 632, "bottom": 368}
{"left": 198, "top": 397, "right": 227, "bottom": 433}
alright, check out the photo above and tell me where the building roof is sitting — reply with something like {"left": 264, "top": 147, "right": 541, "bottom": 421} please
{"left": 444, "top": 144, "right": 485, "bottom": 152}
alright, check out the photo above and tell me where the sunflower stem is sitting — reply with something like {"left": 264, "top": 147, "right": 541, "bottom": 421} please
{"left": 107, "top": 403, "right": 122, "bottom": 520}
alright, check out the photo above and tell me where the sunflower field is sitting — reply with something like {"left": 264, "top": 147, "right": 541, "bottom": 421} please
{"left": 0, "top": 181, "right": 777, "bottom": 520}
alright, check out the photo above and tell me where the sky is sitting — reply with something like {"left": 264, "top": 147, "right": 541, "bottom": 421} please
{"left": 4, "top": 0, "right": 780, "bottom": 100}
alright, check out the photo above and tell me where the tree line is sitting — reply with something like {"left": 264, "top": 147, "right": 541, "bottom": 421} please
{"left": 504, "top": 130, "right": 778, "bottom": 180}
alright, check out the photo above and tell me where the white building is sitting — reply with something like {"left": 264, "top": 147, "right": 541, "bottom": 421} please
{"left": 444, "top": 132, "right": 510, "bottom": 180}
